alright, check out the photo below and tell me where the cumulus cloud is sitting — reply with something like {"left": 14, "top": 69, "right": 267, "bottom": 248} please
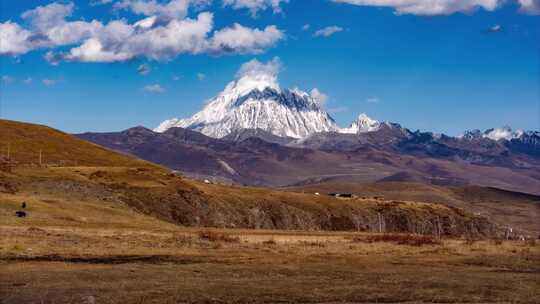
{"left": 137, "top": 63, "right": 151, "bottom": 75}
{"left": 0, "top": 22, "right": 33, "bottom": 55}
{"left": 313, "top": 26, "right": 343, "bottom": 37}
{"left": 236, "top": 56, "right": 282, "bottom": 80}
{"left": 113, "top": 0, "right": 210, "bottom": 19}
{"left": 332, "top": 0, "right": 501, "bottom": 16}
{"left": 223, "top": 0, "right": 289, "bottom": 16}
{"left": 210, "top": 24, "right": 284, "bottom": 54}
{"left": 1, "top": 2, "right": 102, "bottom": 56}
{"left": 310, "top": 88, "right": 329, "bottom": 106}
{"left": 518, "top": 0, "right": 540, "bottom": 15}
{"left": 21, "top": 2, "right": 74, "bottom": 30}
{"left": 1, "top": 1, "right": 285, "bottom": 63}
{"left": 144, "top": 84, "right": 165, "bottom": 92}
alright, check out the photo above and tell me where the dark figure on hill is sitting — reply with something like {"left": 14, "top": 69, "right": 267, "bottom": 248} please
{"left": 21, "top": 202, "right": 26, "bottom": 209}
{"left": 15, "top": 211, "right": 26, "bottom": 218}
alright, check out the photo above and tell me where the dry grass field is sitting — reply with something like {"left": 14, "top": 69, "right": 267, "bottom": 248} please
{"left": 1, "top": 224, "right": 539, "bottom": 304}
{"left": 2, "top": 119, "right": 539, "bottom": 303}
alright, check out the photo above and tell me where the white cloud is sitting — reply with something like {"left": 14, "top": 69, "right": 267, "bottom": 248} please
{"left": 1, "top": 2, "right": 101, "bottom": 56}
{"left": 114, "top": 0, "right": 210, "bottom": 19}
{"left": 1, "top": 75, "right": 15, "bottom": 84}
{"left": 488, "top": 24, "right": 502, "bottom": 32}
{"left": 366, "top": 97, "right": 380, "bottom": 103}
{"left": 223, "top": 0, "right": 289, "bottom": 16}
{"left": 310, "top": 88, "right": 329, "bottom": 106}
{"left": 137, "top": 63, "right": 151, "bottom": 75}
{"left": 21, "top": 2, "right": 74, "bottom": 30}
{"left": 313, "top": 26, "right": 343, "bottom": 37}
{"left": 0, "top": 22, "right": 33, "bottom": 55}
{"left": 91, "top": 0, "right": 114, "bottom": 5}
{"left": 23, "top": 78, "right": 33, "bottom": 84}
{"left": 42, "top": 79, "right": 58, "bottom": 86}
{"left": 236, "top": 56, "right": 281, "bottom": 79}
{"left": 210, "top": 24, "right": 284, "bottom": 54}
{"left": 197, "top": 72, "right": 206, "bottom": 80}
{"left": 302, "top": 24, "right": 310, "bottom": 31}
{"left": 2, "top": 3, "right": 284, "bottom": 62}
{"left": 144, "top": 84, "right": 165, "bottom": 92}
{"left": 172, "top": 75, "right": 182, "bottom": 81}
{"left": 518, "top": 0, "right": 540, "bottom": 15}
{"left": 332, "top": 0, "right": 501, "bottom": 16}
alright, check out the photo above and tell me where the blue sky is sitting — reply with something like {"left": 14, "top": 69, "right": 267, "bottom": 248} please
{"left": 0, "top": 0, "right": 539, "bottom": 135}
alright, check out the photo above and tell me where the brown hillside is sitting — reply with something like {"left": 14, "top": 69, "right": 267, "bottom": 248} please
{"left": 0, "top": 119, "right": 500, "bottom": 237}
{"left": 0, "top": 119, "right": 153, "bottom": 167}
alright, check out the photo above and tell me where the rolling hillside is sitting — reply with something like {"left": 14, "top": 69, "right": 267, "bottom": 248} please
{"left": 0, "top": 119, "right": 153, "bottom": 168}
{"left": 0, "top": 119, "right": 506, "bottom": 236}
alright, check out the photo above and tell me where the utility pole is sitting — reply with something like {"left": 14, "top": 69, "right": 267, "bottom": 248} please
{"left": 378, "top": 212, "right": 383, "bottom": 233}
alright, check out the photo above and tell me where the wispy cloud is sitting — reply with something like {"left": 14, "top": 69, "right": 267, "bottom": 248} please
{"left": 1, "top": 75, "right": 15, "bottom": 84}
{"left": 332, "top": 0, "right": 502, "bottom": 16}
{"left": 23, "top": 78, "right": 33, "bottom": 84}
{"left": 310, "top": 88, "right": 329, "bottom": 107}
{"left": 327, "top": 106, "right": 348, "bottom": 114}
{"left": 313, "top": 26, "right": 343, "bottom": 37}
{"left": 302, "top": 24, "right": 310, "bottom": 31}
{"left": 143, "top": 84, "right": 165, "bottom": 93}
{"left": 42, "top": 79, "right": 57, "bottom": 86}
{"left": 366, "top": 97, "right": 380, "bottom": 103}
{"left": 197, "top": 73, "right": 206, "bottom": 81}
{"left": 223, "top": 0, "right": 289, "bottom": 17}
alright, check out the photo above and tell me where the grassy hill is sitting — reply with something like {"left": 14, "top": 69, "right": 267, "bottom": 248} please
{"left": 288, "top": 182, "right": 540, "bottom": 234}
{"left": 1, "top": 119, "right": 538, "bottom": 304}
{"left": 0, "top": 119, "right": 502, "bottom": 237}
{"left": 0, "top": 119, "right": 153, "bottom": 167}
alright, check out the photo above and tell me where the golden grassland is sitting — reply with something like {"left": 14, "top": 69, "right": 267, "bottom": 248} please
{"left": 1, "top": 119, "right": 539, "bottom": 303}
{"left": 1, "top": 224, "right": 539, "bottom": 304}
{"left": 0, "top": 119, "right": 154, "bottom": 168}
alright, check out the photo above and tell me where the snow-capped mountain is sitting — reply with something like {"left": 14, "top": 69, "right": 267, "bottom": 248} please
{"left": 483, "top": 126, "right": 524, "bottom": 141}
{"left": 460, "top": 126, "right": 527, "bottom": 142}
{"left": 340, "top": 113, "right": 381, "bottom": 134}
{"left": 155, "top": 59, "right": 340, "bottom": 138}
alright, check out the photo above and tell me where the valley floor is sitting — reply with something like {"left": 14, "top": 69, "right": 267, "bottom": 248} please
{"left": 1, "top": 224, "right": 539, "bottom": 304}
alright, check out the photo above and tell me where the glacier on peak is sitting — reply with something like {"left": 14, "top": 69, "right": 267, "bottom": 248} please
{"left": 340, "top": 113, "right": 381, "bottom": 134}
{"left": 155, "top": 58, "right": 386, "bottom": 139}
{"left": 154, "top": 58, "right": 344, "bottom": 138}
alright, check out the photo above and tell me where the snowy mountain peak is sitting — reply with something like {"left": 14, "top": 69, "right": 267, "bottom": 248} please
{"left": 155, "top": 58, "right": 339, "bottom": 138}
{"left": 458, "top": 126, "right": 527, "bottom": 142}
{"left": 340, "top": 113, "right": 381, "bottom": 134}
{"left": 483, "top": 126, "right": 524, "bottom": 141}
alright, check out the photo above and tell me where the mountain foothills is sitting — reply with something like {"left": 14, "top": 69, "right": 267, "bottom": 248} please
{"left": 4, "top": 119, "right": 524, "bottom": 236}
{"left": 77, "top": 61, "right": 540, "bottom": 195}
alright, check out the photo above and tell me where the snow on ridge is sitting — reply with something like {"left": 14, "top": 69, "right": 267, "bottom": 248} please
{"left": 340, "top": 113, "right": 381, "bottom": 134}
{"left": 154, "top": 58, "right": 340, "bottom": 138}
{"left": 483, "top": 127, "right": 524, "bottom": 141}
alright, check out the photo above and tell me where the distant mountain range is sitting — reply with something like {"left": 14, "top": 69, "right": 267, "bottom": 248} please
{"left": 77, "top": 71, "right": 539, "bottom": 194}
{"left": 77, "top": 124, "right": 540, "bottom": 194}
